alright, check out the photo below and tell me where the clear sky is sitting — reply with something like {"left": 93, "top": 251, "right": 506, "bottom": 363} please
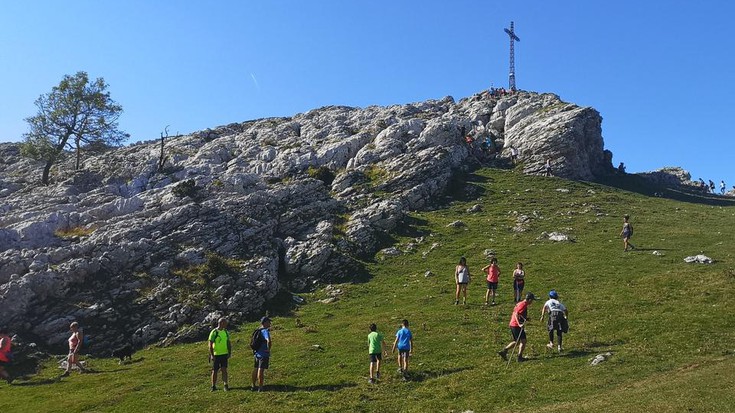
{"left": 1, "top": 1, "right": 733, "bottom": 188}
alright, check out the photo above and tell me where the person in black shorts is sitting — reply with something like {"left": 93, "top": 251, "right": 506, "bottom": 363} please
{"left": 251, "top": 317, "right": 272, "bottom": 392}
{"left": 208, "top": 318, "right": 231, "bottom": 391}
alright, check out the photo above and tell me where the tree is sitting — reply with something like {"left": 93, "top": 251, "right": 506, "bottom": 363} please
{"left": 21, "top": 71, "right": 128, "bottom": 184}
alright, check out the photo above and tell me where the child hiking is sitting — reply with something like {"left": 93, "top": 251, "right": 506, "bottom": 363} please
{"left": 367, "top": 323, "right": 387, "bottom": 384}
{"left": 482, "top": 258, "right": 500, "bottom": 306}
{"left": 392, "top": 319, "right": 414, "bottom": 379}
{"left": 454, "top": 257, "right": 470, "bottom": 305}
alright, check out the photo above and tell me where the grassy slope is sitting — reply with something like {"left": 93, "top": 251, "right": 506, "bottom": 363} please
{"left": 2, "top": 168, "right": 734, "bottom": 413}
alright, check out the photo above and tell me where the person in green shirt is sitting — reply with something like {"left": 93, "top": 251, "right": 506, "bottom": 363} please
{"left": 208, "top": 318, "right": 231, "bottom": 391}
{"left": 367, "top": 323, "right": 387, "bottom": 384}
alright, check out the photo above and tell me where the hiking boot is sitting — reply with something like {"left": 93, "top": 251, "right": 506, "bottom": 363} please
{"left": 376, "top": 372, "right": 380, "bottom": 379}
{"left": 454, "top": 300, "right": 459, "bottom": 305}
{"left": 60, "top": 371, "right": 70, "bottom": 378}
{"left": 558, "top": 345, "right": 563, "bottom": 353}
{"left": 368, "top": 378, "right": 375, "bottom": 384}
{"left": 497, "top": 350, "right": 508, "bottom": 361}
{"left": 223, "top": 384, "right": 230, "bottom": 392}
{"left": 211, "top": 385, "right": 217, "bottom": 392}
{"left": 517, "top": 356, "right": 528, "bottom": 363}
{"left": 491, "top": 301, "right": 496, "bottom": 306}
{"left": 251, "top": 386, "right": 257, "bottom": 392}
{"left": 546, "top": 342, "right": 554, "bottom": 350}
{"left": 5, "top": 377, "right": 13, "bottom": 385}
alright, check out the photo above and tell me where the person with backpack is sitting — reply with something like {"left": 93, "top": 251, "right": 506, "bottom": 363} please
{"left": 0, "top": 327, "right": 12, "bottom": 384}
{"left": 392, "top": 319, "right": 413, "bottom": 379}
{"left": 454, "top": 257, "right": 470, "bottom": 305}
{"left": 208, "top": 317, "right": 231, "bottom": 391}
{"left": 482, "top": 257, "right": 500, "bottom": 306}
{"left": 620, "top": 214, "right": 635, "bottom": 251}
{"left": 61, "top": 322, "right": 87, "bottom": 377}
{"left": 367, "top": 323, "right": 387, "bottom": 384}
{"left": 497, "top": 293, "right": 536, "bottom": 363}
{"left": 540, "top": 290, "right": 569, "bottom": 353}
{"left": 251, "top": 316, "right": 271, "bottom": 392}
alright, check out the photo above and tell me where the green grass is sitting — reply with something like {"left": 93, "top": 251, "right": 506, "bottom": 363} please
{"left": 3, "top": 168, "right": 735, "bottom": 412}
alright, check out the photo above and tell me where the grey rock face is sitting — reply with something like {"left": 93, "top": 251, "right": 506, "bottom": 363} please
{"left": 0, "top": 90, "right": 613, "bottom": 352}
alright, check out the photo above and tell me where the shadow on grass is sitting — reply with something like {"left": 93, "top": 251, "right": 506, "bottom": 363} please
{"left": 264, "top": 382, "right": 358, "bottom": 392}
{"left": 10, "top": 377, "right": 61, "bottom": 386}
{"left": 404, "top": 366, "right": 473, "bottom": 382}
{"left": 557, "top": 349, "right": 598, "bottom": 359}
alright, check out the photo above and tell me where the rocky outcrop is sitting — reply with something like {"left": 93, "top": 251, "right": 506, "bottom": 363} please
{"left": 0, "top": 90, "right": 613, "bottom": 352}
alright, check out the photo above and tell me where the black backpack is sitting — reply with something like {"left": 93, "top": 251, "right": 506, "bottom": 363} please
{"left": 249, "top": 328, "right": 264, "bottom": 351}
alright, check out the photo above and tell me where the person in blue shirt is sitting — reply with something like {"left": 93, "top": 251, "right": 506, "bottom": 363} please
{"left": 251, "top": 317, "right": 272, "bottom": 392}
{"left": 392, "top": 319, "right": 414, "bottom": 378}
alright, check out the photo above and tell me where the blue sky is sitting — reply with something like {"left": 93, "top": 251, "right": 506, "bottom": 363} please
{"left": 1, "top": 1, "right": 733, "bottom": 187}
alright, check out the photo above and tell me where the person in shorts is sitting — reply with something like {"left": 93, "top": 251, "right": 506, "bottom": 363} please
{"left": 367, "top": 323, "right": 387, "bottom": 384}
{"left": 251, "top": 317, "right": 271, "bottom": 392}
{"left": 498, "top": 293, "right": 536, "bottom": 362}
{"left": 392, "top": 320, "right": 414, "bottom": 379}
{"left": 61, "top": 322, "right": 87, "bottom": 377}
{"left": 620, "top": 214, "right": 635, "bottom": 251}
{"left": 454, "top": 257, "right": 470, "bottom": 305}
{"left": 482, "top": 258, "right": 500, "bottom": 305}
{"left": 540, "top": 290, "right": 569, "bottom": 353}
{"left": 208, "top": 317, "right": 231, "bottom": 391}
{"left": 512, "top": 262, "right": 526, "bottom": 303}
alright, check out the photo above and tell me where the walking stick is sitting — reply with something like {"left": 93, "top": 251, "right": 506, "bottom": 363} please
{"left": 505, "top": 324, "right": 525, "bottom": 369}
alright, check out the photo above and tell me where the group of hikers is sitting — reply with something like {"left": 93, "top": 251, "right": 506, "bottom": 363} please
{"left": 697, "top": 178, "right": 728, "bottom": 195}
{"left": 452, "top": 254, "right": 570, "bottom": 363}
{"left": 0, "top": 215, "right": 640, "bottom": 390}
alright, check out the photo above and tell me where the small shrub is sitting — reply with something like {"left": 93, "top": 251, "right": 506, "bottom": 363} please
{"left": 54, "top": 226, "right": 96, "bottom": 239}
{"left": 307, "top": 166, "right": 336, "bottom": 186}
{"left": 172, "top": 179, "right": 198, "bottom": 198}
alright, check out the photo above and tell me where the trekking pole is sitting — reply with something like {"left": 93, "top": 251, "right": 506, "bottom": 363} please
{"left": 505, "top": 324, "right": 525, "bottom": 369}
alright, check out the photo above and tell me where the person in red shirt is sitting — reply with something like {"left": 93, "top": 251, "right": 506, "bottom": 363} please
{"left": 482, "top": 258, "right": 500, "bottom": 306}
{"left": 497, "top": 292, "right": 536, "bottom": 362}
{"left": 0, "top": 326, "right": 12, "bottom": 384}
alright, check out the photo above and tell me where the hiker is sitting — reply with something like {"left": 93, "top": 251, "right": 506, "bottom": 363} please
{"left": 512, "top": 262, "right": 525, "bottom": 303}
{"left": 61, "top": 322, "right": 86, "bottom": 377}
{"left": 720, "top": 180, "right": 726, "bottom": 195}
{"left": 0, "top": 327, "right": 12, "bottom": 384}
{"left": 392, "top": 319, "right": 413, "bottom": 378}
{"left": 544, "top": 158, "right": 553, "bottom": 177}
{"left": 454, "top": 257, "right": 470, "bottom": 305}
{"left": 251, "top": 316, "right": 272, "bottom": 392}
{"left": 621, "top": 214, "right": 635, "bottom": 251}
{"left": 482, "top": 257, "right": 500, "bottom": 306}
{"left": 367, "top": 323, "right": 387, "bottom": 384}
{"left": 498, "top": 293, "right": 536, "bottom": 362}
{"left": 708, "top": 180, "right": 715, "bottom": 193}
{"left": 617, "top": 162, "right": 626, "bottom": 173}
{"left": 540, "top": 290, "right": 569, "bottom": 353}
{"left": 510, "top": 145, "right": 519, "bottom": 165}
{"left": 208, "top": 317, "right": 231, "bottom": 392}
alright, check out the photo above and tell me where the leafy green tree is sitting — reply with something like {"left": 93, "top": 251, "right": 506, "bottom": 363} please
{"left": 21, "top": 71, "right": 127, "bottom": 184}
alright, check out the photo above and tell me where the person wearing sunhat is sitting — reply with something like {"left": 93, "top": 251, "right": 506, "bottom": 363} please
{"left": 251, "top": 316, "right": 272, "bottom": 392}
{"left": 540, "top": 290, "right": 569, "bottom": 353}
{"left": 498, "top": 292, "right": 536, "bottom": 362}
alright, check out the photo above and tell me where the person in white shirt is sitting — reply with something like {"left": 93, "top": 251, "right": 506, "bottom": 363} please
{"left": 540, "top": 290, "right": 568, "bottom": 352}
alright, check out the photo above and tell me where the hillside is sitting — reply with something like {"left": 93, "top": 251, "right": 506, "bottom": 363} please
{"left": 2, "top": 168, "right": 734, "bottom": 412}
{"left": 0, "top": 90, "right": 615, "bottom": 352}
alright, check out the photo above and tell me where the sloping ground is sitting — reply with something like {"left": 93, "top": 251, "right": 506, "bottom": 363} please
{"left": 1, "top": 168, "right": 733, "bottom": 412}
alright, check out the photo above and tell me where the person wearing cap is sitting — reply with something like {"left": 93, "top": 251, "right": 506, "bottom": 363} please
{"left": 497, "top": 292, "right": 536, "bottom": 362}
{"left": 251, "top": 316, "right": 272, "bottom": 392}
{"left": 208, "top": 317, "right": 231, "bottom": 391}
{"left": 540, "top": 290, "right": 569, "bottom": 353}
